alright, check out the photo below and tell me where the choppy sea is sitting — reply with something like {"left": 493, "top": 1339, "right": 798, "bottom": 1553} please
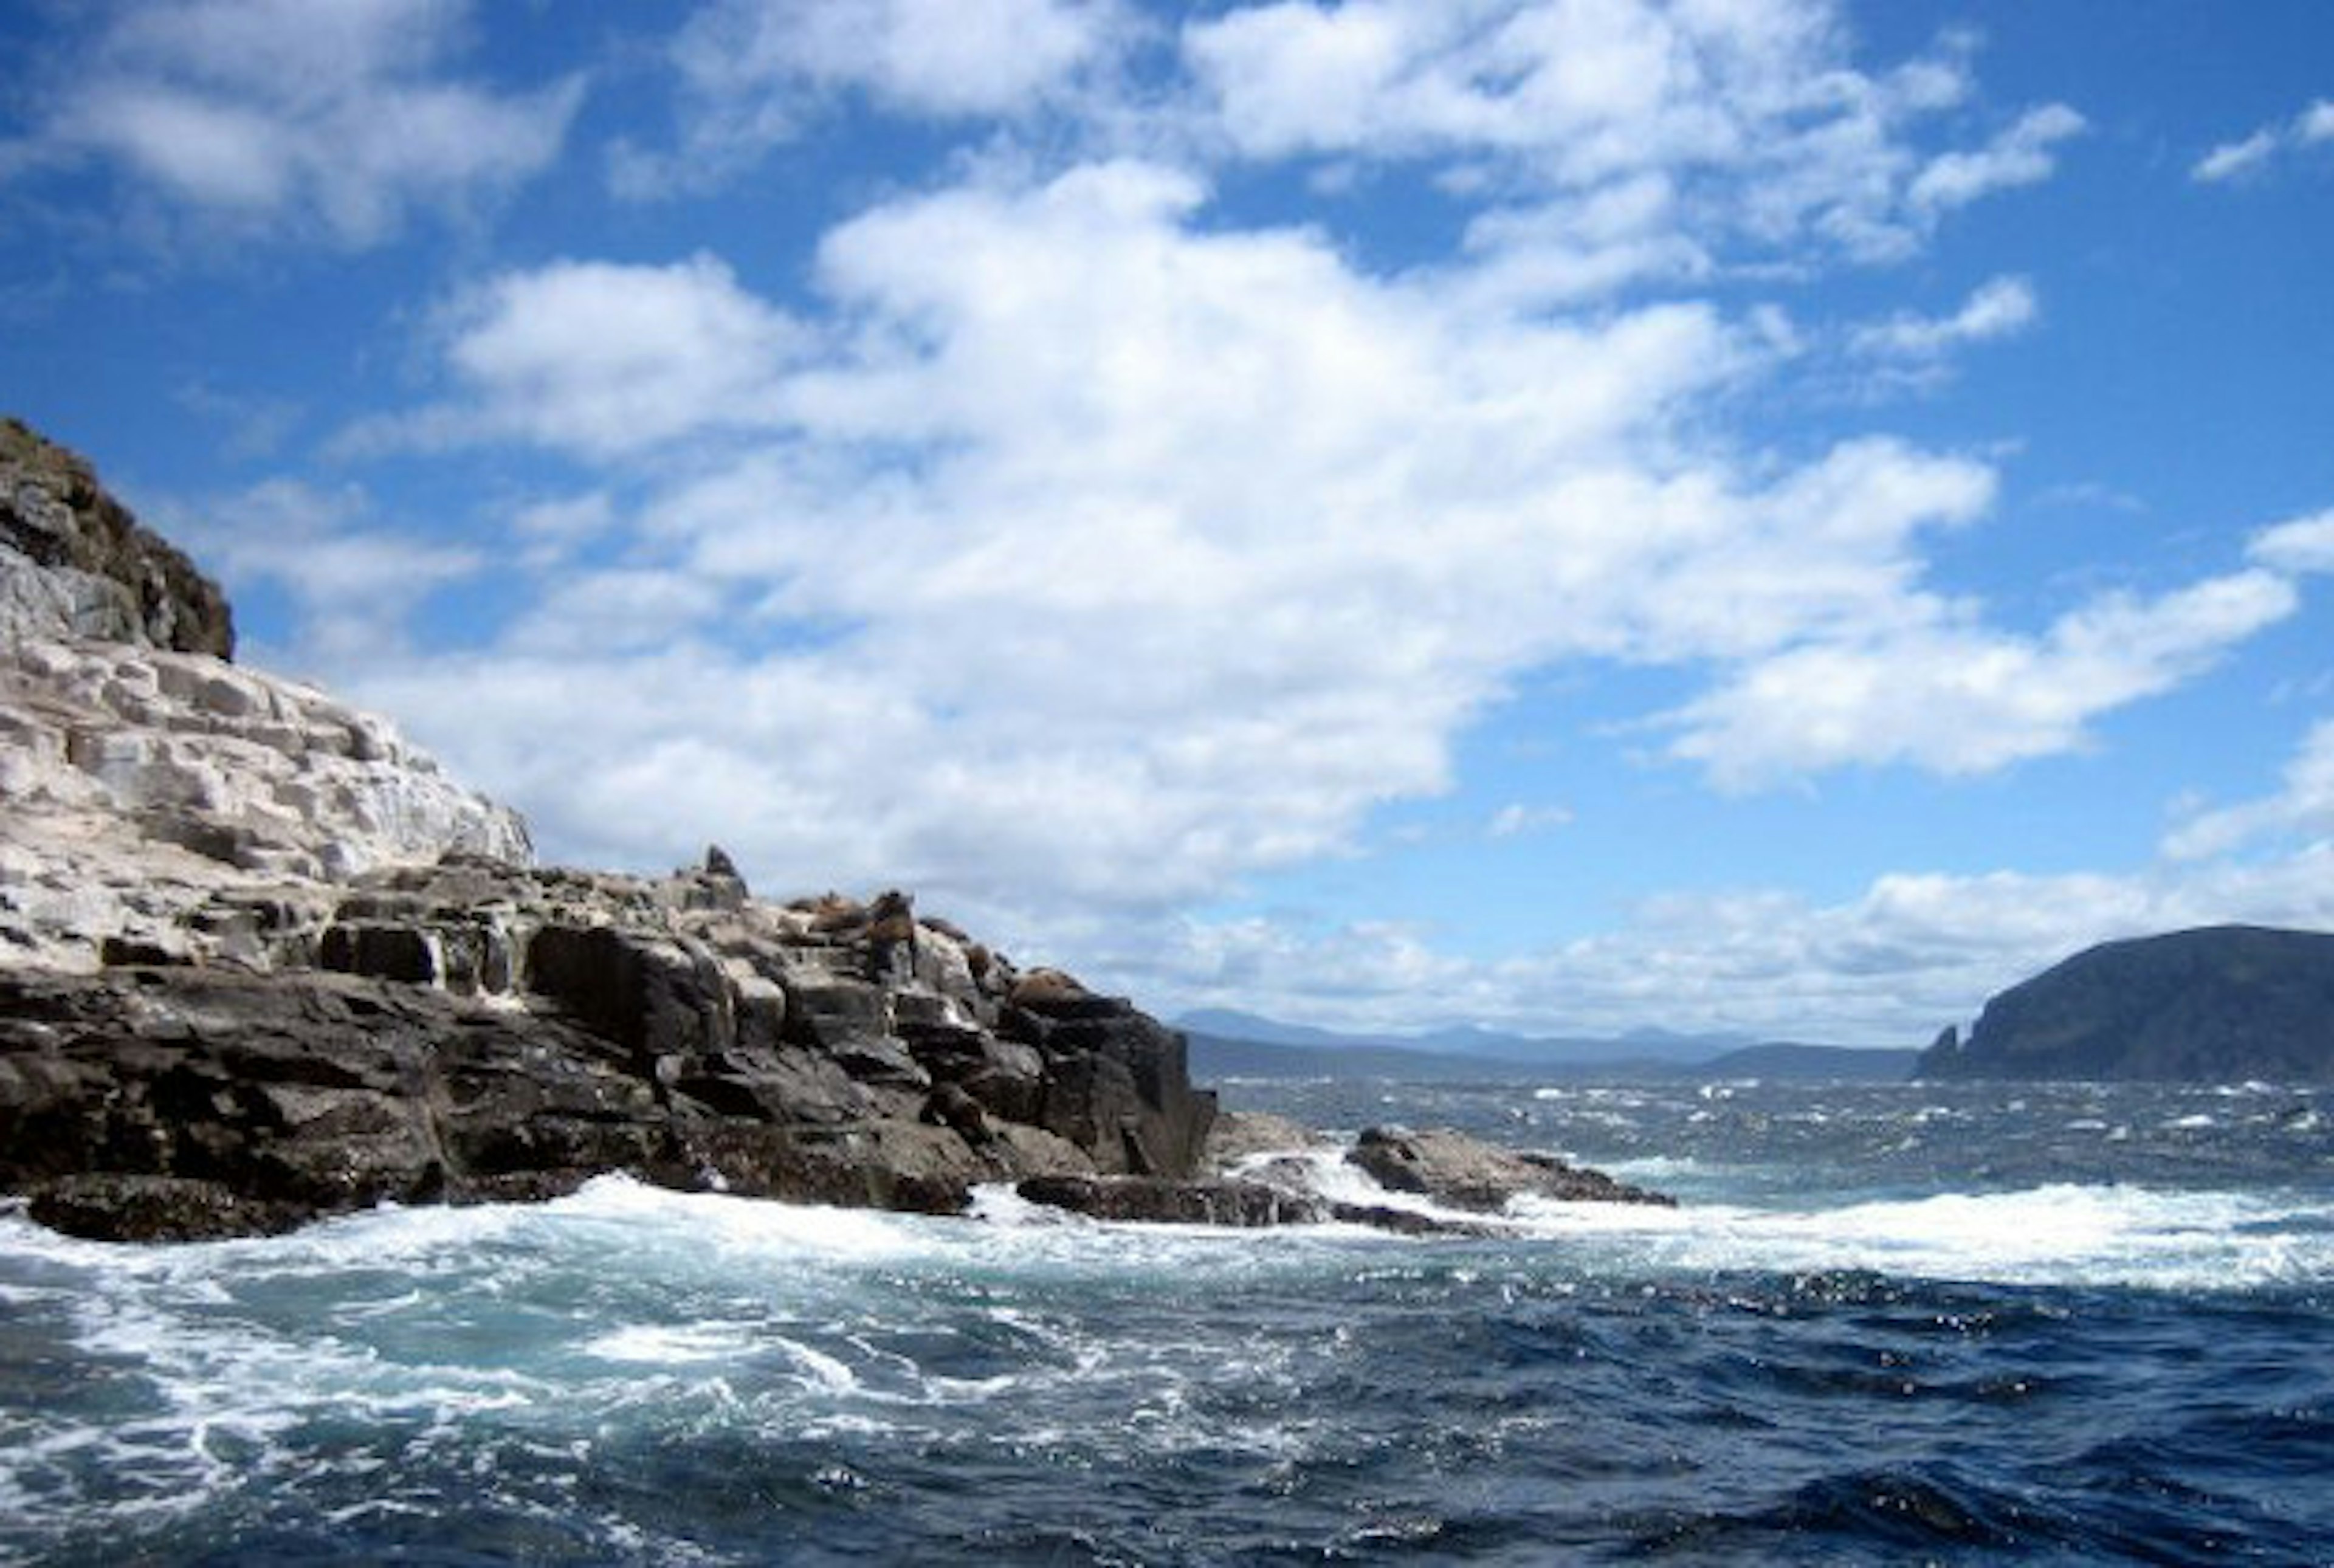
{"left": 4, "top": 1075, "right": 2331, "bottom": 1565}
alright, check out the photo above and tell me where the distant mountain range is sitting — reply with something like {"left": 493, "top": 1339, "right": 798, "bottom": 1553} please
{"left": 1178, "top": 1009, "right": 1918, "bottom": 1083}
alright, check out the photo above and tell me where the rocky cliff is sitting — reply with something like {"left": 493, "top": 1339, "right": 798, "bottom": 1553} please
{"left": 1918, "top": 925, "right": 2334, "bottom": 1083}
{"left": 0, "top": 420, "right": 1212, "bottom": 1239}
{"left": 2, "top": 419, "right": 1660, "bottom": 1241}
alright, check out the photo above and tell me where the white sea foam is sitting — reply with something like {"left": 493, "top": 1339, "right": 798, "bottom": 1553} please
{"left": 584, "top": 1322, "right": 756, "bottom": 1364}
{"left": 1504, "top": 1183, "right": 2334, "bottom": 1290}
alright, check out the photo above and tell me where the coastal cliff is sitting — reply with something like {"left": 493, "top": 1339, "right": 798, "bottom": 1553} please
{"left": 0, "top": 419, "right": 1214, "bottom": 1238}
{"left": 1918, "top": 925, "right": 2334, "bottom": 1084}
{"left": 2, "top": 418, "right": 1658, "bottom": 1239}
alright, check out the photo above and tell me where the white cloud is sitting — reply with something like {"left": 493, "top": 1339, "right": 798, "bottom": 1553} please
{"left": 353, "top": 255, "right": 807, "bottom": 458}
{"left": 2164, "top": 718, "right": 2334, "bottom": 863}
{"left": 1665, "top": 569, "right": 2300, "bottom": 786}
{"left": 616, "top": 0, "right": 1126, "bottom": 193}
{"left": 1131, "top": 837, "right": 2334, "bottom": 1042}
{"left": 18, "top": 0, "right": 581, "bottom": 245}
{"left": 160, "top": 479, "right": 483, "bottom": 664}
{"left": 2193, "top": 130, "right": 2278, "bottom": 185}
{"left": 1487, "top": 802, "right": 1574, "bottom": 838}
{"left": 1181, "top": 0, "right": 2067, "bottom": 282}
{"left": 1906, "top": 103, "right": 2085, "bottom": 213}
{"left": 2194, "top": 97, "right": 2334, "bottom": 183}
{"left": 1852, "top": 274, "right": 2038, "bottom": 363}
{"left": 325, "top": 151, "right": 2310, "bottom": 963}
{"left": 212, "top": 5, "right": 2318, "bottom": 1038}
{"left": 2248, "top": 507, "right": 2334, "bottom": 575}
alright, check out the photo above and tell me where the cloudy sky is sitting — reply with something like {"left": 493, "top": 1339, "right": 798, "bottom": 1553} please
{"left": 5, "top": 0, "right": 2332, "bottom": 1045}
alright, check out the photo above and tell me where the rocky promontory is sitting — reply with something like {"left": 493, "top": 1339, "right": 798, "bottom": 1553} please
{"left": 2, "top": 418, "right": 1664, "bottom": 1240}
{"left": 1919, "top": 924, "right": 2334, "bottom": 1083}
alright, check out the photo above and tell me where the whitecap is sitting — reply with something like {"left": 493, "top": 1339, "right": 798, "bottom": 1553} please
{"left": 1505, "top": 1183, "right": 2334, "bottom": 1291}
{"left": 583, "top": 1322, "right": 754, "bottom": 1365}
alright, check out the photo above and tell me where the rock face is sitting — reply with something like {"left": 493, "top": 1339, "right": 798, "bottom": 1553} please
{"left": 2, "top": 635, "right": 532, "bottom": 969}
{"left": 1918, "top": 925, "right": 2334, "bottom": 1083}
{"left": 3, "top": 418, "right": 232, "bottom": 657}
{"left": 0, "top": 419, "right": 1226, "bottom": 1239}
{"left": 0, "top": 868, "right": 1216, "bottom": 1239}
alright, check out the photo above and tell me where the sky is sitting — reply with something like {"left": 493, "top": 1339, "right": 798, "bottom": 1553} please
{"left": 4, "top": 0, "right": 2332, "bottom": 1047}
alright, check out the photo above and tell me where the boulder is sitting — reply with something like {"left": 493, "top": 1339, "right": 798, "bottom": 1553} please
{"left": 1348, "top": 1126, "right": 1675, "bottom": 1211}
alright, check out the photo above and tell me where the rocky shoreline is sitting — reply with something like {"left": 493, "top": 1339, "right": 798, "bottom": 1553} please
{"left": 1, "top": 416, "right": 1667, "bottom": 1241}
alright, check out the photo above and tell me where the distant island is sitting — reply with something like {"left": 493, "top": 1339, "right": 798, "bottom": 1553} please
{"left": 1919, "top": 925, "right": 2334, "bottom": 1083}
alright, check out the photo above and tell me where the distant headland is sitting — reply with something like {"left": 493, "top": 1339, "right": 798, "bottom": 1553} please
{"left": 1919, "top": 925, "right": 2334, "bottom": 1084}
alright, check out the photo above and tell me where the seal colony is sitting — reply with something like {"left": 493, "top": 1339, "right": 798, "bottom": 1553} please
{"left": 0, "top": 416, "right": 1667, "bottom": 1241}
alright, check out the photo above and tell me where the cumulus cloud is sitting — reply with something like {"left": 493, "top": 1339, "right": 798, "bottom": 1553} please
{"left": 233, "top": 1, "right": 2315, "bottom": 1036}
{"left": 2194, "top": 97, "right": 2334, "bottom": 183}
{"left": 350, "top": 254, "right": 808, "bottom": 458}
{"left": 2248, "top": 507, "right": 2334, "bottom": 576}
{"left": 1181, "top": 0, "right": 2075, "bottom": 280}
{"left": 159, "top": 479, "right": 483, "bottom": 664}
{"left": 614, "top": 0, "right": 1127, "bottom": 194}
{"left": 1129, "top": 843, "right": 2334, "bottom": 1041}
{"left": 1487, "top": 802, "right": 1574, "bottom": 839}
{"left": 10, "top": 0, "right": 581, "bottom": 244}
{"left": 319, "top": 146, "right": 2313, "bottom": 968}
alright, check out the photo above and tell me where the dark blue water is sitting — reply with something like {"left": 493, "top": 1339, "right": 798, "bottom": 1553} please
{"left": 4, "top": 1078, "right": 2331, "bottom": 1564}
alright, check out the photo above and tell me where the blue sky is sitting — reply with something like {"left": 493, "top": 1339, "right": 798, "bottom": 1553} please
{"left": 4, "top": 0, "right": 2332, "bottom": 1044}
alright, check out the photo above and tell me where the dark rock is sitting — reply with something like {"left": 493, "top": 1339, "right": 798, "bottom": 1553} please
{"left": 1013, "top": 1172, "right": 1500, "bottom": 1236}
{"left": 1018, "top": 1173, "right": 1329, "bottom": 1227}
{"left": 1348, "top": 1126, "right": 1675, "bottom": 1211}
{"left": 1917, "top": 924, "right": 2334, "bottom": 1082}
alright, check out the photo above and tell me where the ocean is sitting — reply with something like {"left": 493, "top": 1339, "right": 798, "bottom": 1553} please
{"left": 2, "top": 1076, "right": 2330, "bottom": 1565}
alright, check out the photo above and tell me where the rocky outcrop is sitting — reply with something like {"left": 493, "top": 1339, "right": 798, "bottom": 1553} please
{"left": 0, "top": 416, "right": 1665, "bottom": 1241}
{"left": 1013, "top": 1113, "right": 1672, "bottom": 1232}
{"left": 2, "top": 418, "right": 232, "bottom": 657}
{"left": 1, "top": 635, "right": 532, "bottom": 971}
{"left": 0, "top": 858, "right": 1219, "bottom": 1239}
{"left": 1918, "top": 925, "right": 2334, "bottom": 1083}
{"left": 1346, "top": 1125, "right": 1672, "bottom": 1209}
